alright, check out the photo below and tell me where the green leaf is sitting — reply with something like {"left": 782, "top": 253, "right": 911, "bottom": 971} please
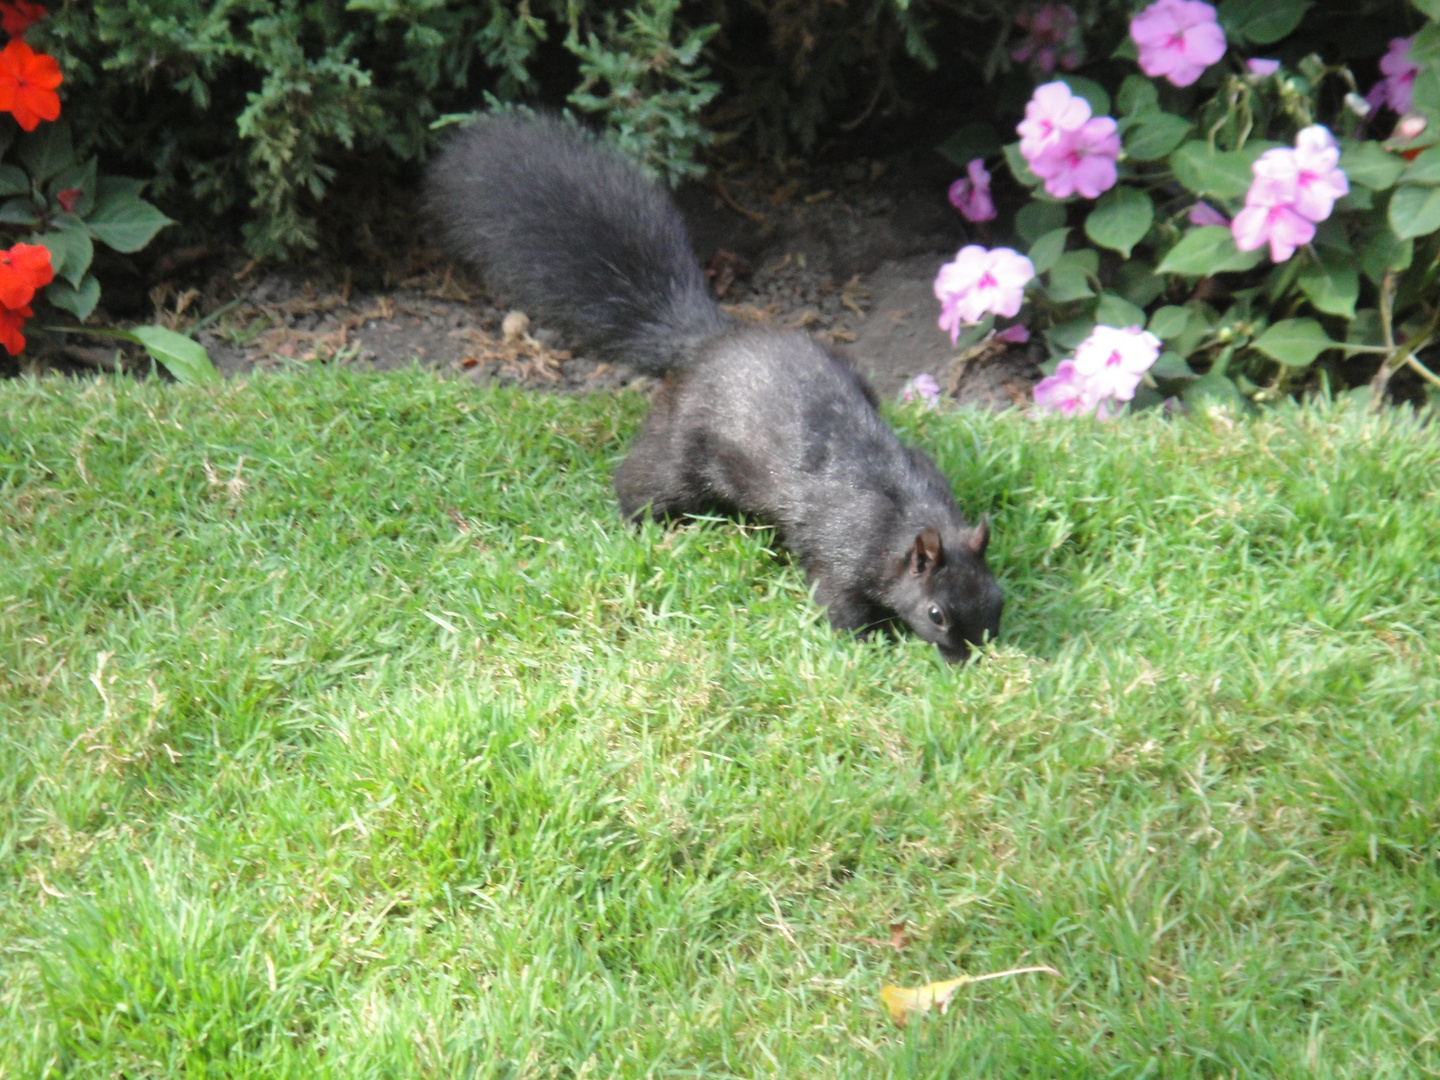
{"left": 1085, "top": 186, "right": 1154, "bottom": 257}
{"left": 1157, "top": 226, "right": 1265, "bottom": 275}
{"left": 0, "top": 164, "right": 28, "bottom": 197}
{"left": 0, "top": 197, "right": 39, "bottom": 226}
{"left": 1151, "top": 351, "right": 1196, "bottom": 379}
{"left": 1124, "top": 113, "right": 1192, "bottom": 162}
{"left": 1411, "top": 22, "right": 1440, "bottom": 67}
{"left": 1219, "top": 0, "right": 1311, "bottom": 45}
{"left": 1004, "top": 142, "right": 1041, "bottom": 188}
{"left": 84, "top": 193, "right": 175, "bottom": 253}
{"left": 96, "top": 176, "right": 149, "bottom": 201}
{"left": 1057, "top": 75, "right": 1110, "bottom": 118}
{"left": 1117, "top": 75, "right": 1159, "bottom": 117}
{"left": 1015, "top": 200, "right": 1067, "bottom": 244}
{"left": 1401, "top": 146, "right": 1440, "bottom": 186}
{"left": 129, "top": 325, "right": 220, "bottom": 385}
{"left": 1047, "top": 316, "right": 1096, "bottom": 352}
{"left": 1253, "top": 318, "right": 1336, "bottom": 367}
{"left": 1412, "top": 0, "right": 1440, "bottom": 19}
{"left": 46, "top": 274, "right": 101, "bottom": 322}
{"left": 18, "top": 121, "right": 75, "bottom": 185}
{"left": 1388, "top": 183, "right": 1440, "bottom": 239}
{"left": 1169, "top": 141, "right": 1278, "bottom": 200}
{"left": 1027, "top": 228, "right": 1071, "bottom": 275}
{"left": 1114, "top": 260, "right": 1165, "bottom": 306}
{"left": 936, "top": 123, "right": 1001, "bottom": 167}
{"left": 1297, "top": 248, "right": 1359, "bottom": 318}
{"left": 1361, "top": 225, "right": 1413, "bottom": 285}
{"left": 1046, "top": 249, "right": 1098, "bottom": 303}
{"left": 1339, "top": 142, "right": 1405, "bottom": 191}
{"left": 37, "top": 229, "right": 94, "bottom": 290}
{"left": 1184, "top": 370, "right": 1247, "bottom": 409}
{"left": 1148, "top": 306, "right": 1191, "bottom": 339}
{"left": 1095, "top": 292, "right": 1147, "bottom": 329}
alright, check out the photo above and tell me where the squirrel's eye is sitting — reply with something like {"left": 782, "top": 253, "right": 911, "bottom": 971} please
{"left": 927, "top": 605, "right": 945, "bottom": 626}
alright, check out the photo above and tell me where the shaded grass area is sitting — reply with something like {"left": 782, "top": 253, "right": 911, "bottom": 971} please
{"left": 1, "top": 370, "right": 1438, "bottom": 1078}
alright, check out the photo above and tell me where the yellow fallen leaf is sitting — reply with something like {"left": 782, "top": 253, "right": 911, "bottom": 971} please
{"left": 880, "top": 965, "right": 1060, "bottom": 1027}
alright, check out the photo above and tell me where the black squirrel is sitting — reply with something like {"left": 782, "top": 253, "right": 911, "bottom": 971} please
{"left": 425, "top": 113, "right": 1002, "bottom": 661}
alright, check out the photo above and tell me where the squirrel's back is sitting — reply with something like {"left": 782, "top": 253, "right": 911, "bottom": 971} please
{"left": 424, "top": 112, "right": 729, "bottom": 374}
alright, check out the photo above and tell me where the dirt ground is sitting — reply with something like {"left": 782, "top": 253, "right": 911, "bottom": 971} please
{"left": 24, "top": 146, "right": 1042, "bottom": 409}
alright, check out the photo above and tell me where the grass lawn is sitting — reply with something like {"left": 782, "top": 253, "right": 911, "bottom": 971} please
{"left": 1, "top": 369, "right": 1438, "bottom": 1078}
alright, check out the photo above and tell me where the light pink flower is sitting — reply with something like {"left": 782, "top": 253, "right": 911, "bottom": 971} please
{"left": 1071, "top": 325, "right": 1161, "bottom": 403}
{"left": 1395, "top": 115, "right": 1428, "bottom": 141}
{"left": 935, "top": 245, "right": 1036, "bottom": 341}
{"left": 1029, "top": 116, "right": 1121, "bottom": 199}
{"left": 1367, "top": 36, "right": 1419, "bottom": 115}
{"left": 1012, "top": 4, "right": 1084, "bottom": 74}
{"left": 1017, "top": 81, "right": 1092, "bottom": 161}
{"left": 1291, "top": 125, "right": 1348, "bottom": 222}
{"left": 1033, "top": 360, "right": 1089, "bottom": 415}
{"left": 1130, "top": 0, "right": 1227, "bottom": 87}
{"left": 948, "top": 158, "right": 997, "bottom": 222}
{"left": 1231, "top": 202, "right": 1315, "bottom": 262}
{"left": 1245, "top": 58, "right": 1280, "bottom": 77}
{"left": 902, "top": 373, "right": 942, "bottom": 408}
{"left": 1188, "top": 201, "right": 1229, "bottom": 227}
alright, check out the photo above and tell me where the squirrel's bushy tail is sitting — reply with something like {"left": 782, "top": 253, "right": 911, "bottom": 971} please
{"left": 424, "top": 112, "right": 728, "bottom": 375}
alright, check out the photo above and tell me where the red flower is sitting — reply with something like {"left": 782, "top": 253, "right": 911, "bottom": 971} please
{"left": 0, "top": 241, "right": 53, "bottom": 308}
{"left": 0, "top": 1, "right": 45, "bottom": 38}
{"left": 56, "top": 186, "right": 81, "bottom": 212}
{"left": 0, "top": 301, "right": 33, "bottom": 355}
{"left": 0, "top": 39, "right": 61, "bottom": 131}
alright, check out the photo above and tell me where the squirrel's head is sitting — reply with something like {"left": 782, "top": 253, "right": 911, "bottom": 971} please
{"left": 890, "top": 518, "right": 1002, "bottom": 663}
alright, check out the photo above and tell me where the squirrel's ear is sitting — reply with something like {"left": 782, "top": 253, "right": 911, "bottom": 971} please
{"left": 967, "top": 514, "right": 990, "bottom": 557}
{"left": 910, "top": 527, "right": 945, "bottom": 576}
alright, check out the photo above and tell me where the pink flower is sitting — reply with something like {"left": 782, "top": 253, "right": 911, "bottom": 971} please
{"left": 1012, "top": 4, "right": 1084, "bottom": 75}
{"left": 1071, "top": 325, "right": 1160, "bottom": 403}
{"left": 1029, "top": 116, "right": 1121, "bottom": 199}
{"left": 1395, "top": 115, "right": 1428, "bottom": 142}
{"left": 948, "top": 158, "right": 997, "bottom": 222}
{"left": 1291, "top": 125, "right": 1348, "bottom": 222}
{"left": 935, "top": 245, "right": 1036, "bottom": 341}
{"left": 1245, "top": 58, "right": 1280, "bottom": 78}
{"left": 1033, "top": 359, "right": 1089, "bottom": 415}
{"left": 996, "top": 323, "right": 1031, "bottom": 344}
{"left": 1130, "top": 0, "right": 1227, "bottom": 88}
{"left": 1231, "top": 203, "right": 1315, "bottom": 262}
{"left": 1188, "top": 201, "right": 1229, "bottom": 227}
{"left": 1229, "top": 126, "right": 1347, "bottom": 263}
{"left": 1368, "top": 36, "right": 1419, "bottom": 115}
{"left": 1017, "top": 81, "right": 1092, "bottom": 161}
{"left": 902, "top": 373, "right": 942, "bottom": 408}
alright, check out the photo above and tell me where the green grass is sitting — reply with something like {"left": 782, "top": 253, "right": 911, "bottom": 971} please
{"left": 1, "top": 369, "right": 1438, "bottom": 1079}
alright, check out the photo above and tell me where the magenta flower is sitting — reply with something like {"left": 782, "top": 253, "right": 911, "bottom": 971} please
{"left": 1017, "top": 81, "right": 1092, "bottom": 161}
{"left": 1130, "top": 0, "right": 1227, "bottom": 88}
{"left": 1245, "top": 58, "right": 1280, "bottom": 78}
{"left": 1012, "top": 4, "right": 1084, "bottom": 75}
{"left": 902, "top": 373, "right": 942, "bottom": 408}
{"left": 1188, "top": 201, "right": 1229, "bottom": 227}
{"left": 996, "top": 323, "right": 1031, "bottom": 344}
{"left": 1029, "top": 116, "right": 1121, "bottom": 199}
{"left": 935, "top": 245, "right": 1036, "bottom": 342}
{"left": 1071, "top": 325, "right": 1161, "bottom": 404}
{"left": 948, "top": 158, "right": 997, "bottom": 222}
{"left": 1367, "top": 36, "right": 1419, "bottom": 115}
{"left": 1033, "top": 360, "right": 1089, "bottom": 415}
